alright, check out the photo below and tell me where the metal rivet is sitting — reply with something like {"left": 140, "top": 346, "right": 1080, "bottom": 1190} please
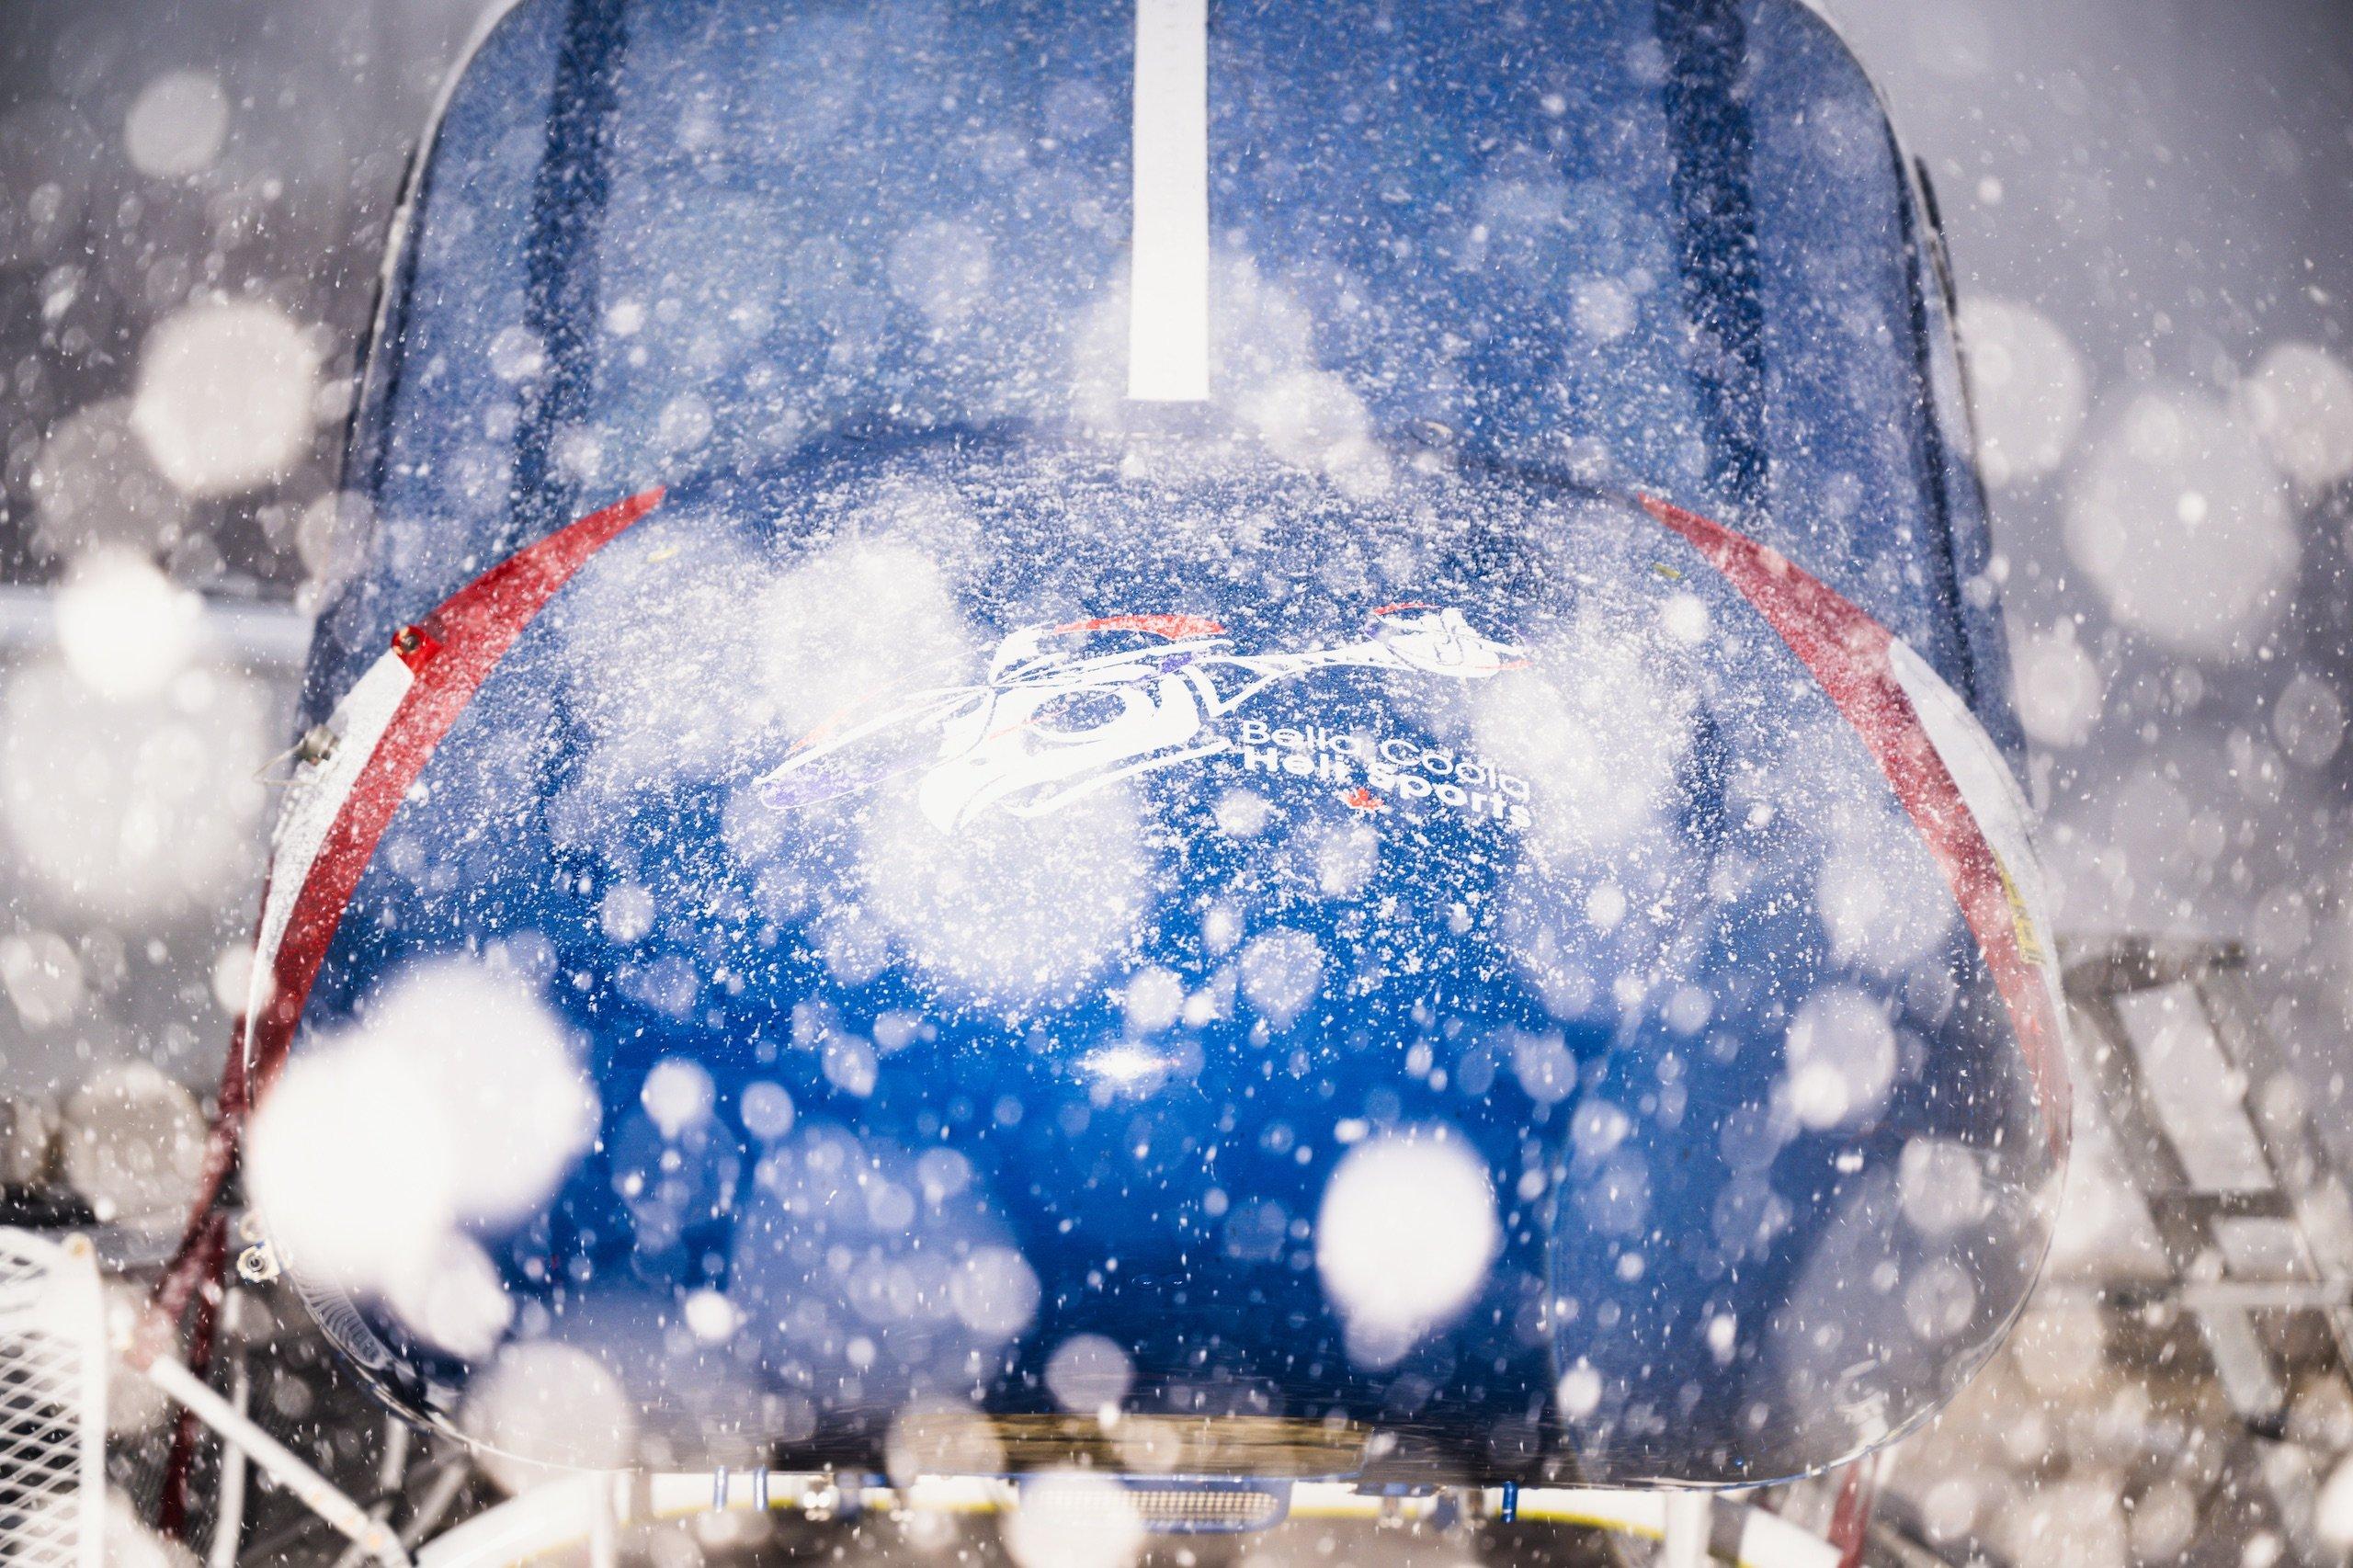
{"left": 294, "top": 723, "right": 338, "bottom": 767}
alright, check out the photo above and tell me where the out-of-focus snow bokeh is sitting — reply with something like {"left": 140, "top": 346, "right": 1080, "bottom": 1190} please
{"left": 0, "top": 0, "right": 2348, "bottom": 1562}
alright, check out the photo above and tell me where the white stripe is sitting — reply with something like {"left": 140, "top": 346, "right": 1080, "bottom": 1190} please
{"left": 244, "top": 651, "right": 414, "bottom": 1043}
{"left": 1128, "top": 0, "right": 1211, "bottom": 401}
{"left": 1885, "top": 639, "right": 2061, "bottom": 970}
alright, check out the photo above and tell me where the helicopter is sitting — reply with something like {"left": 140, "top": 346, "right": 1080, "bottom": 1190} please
{"left": 122, "top": 0, "right": 2071, "bottom": 1558}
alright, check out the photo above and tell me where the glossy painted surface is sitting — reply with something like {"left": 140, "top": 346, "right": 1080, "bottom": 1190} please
{"left": 273, "top": 0, "right": 2064, "bottom": 1485}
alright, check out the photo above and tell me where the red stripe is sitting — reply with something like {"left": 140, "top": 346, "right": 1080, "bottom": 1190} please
{"left": 1829, "top": 1453, "right": 1878, "bottom": 1568}
{"left": 1640, "top": 495, "right": 2068, "bottom": 1151}
{"left": 154, "top": 1211, "right": 227, "bottom": 1538}
{"left": 143, "top": 488, "right": 665, "bottom": 1342}
{"left": 244, "top": 487, "right": 665, "bottom": 1095}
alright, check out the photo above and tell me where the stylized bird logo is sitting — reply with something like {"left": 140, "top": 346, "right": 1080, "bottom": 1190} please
{"left": 757, "top": 605, "right": 1526, "bottom": 832}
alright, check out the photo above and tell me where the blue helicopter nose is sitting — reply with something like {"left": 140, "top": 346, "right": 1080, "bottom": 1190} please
{"left": 250, "top": 437, "right": 2063, "bottom": 1484}
{"left": 246, "top": 0, "right": 2068, "bottom": 1491}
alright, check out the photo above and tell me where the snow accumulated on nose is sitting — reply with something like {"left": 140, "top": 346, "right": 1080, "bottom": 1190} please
{"left": 544, "top": 531, "right": 783, "bottom": 826}
{"left": 248, "top": 960, "right": 597, "bottom": 1358}
{"left": 1813, "top": 803, "right": 1960, "bottom": 978}
{"left": 1238, "top": 926, "right": 1325, "bottom": 1031}
{"left": 1472, "top": 614, "right": 1694, "bottom": 864}
{"left": 856, "top": 779, "right": 1149, "bottom": 1010}
{"left": 761, "top": 539, "right": 979, "bottom": 734}
{"left": 1782, "top": 983, "right": 1900, "bottom": 1131}
{"left": 1315, "top": 1127, "right": 1499, "bottom": 1369}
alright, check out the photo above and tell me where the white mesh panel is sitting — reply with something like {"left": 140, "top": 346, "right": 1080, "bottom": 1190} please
{"left": 1, "top": 1229, "right": 107, "bottom": 1568}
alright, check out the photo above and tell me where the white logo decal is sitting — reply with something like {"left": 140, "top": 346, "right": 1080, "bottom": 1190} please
{"left": 758, "top": 607, "right": 1526, "bottom": 831}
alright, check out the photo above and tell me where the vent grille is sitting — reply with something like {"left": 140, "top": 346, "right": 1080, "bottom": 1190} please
{"left": 1017, "top": 1474, "right": 1295, "bottom": 1536}
{"left": 1122, "top": 1483, "right": 1290, "bottom": 1532}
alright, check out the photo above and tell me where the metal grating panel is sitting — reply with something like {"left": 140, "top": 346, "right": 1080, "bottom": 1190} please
{"left": 0, "top": 1229, "right": 107, "bottom": 1568}
{"left": 2060, "top": 939, "right": 2353, "bottom": 1560}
